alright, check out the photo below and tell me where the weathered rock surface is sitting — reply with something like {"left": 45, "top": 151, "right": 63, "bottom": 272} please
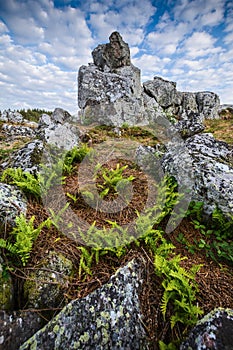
{"left": 175, "top": 111, "right": 205, "bottom": 138}
{"left": 143, "top": 77, "right": 220, "bottom": 119}
{"left": 78, "top": 32, "right": 162, "bottom": 126}
{"left": 37, "top": 108, "right": 81, "bottom": 150}
{"left": 1, "top": 124, "right": 36, "bottom": 139}
{"left": 162, "top": 133, "right": 233, "bottom": 216}
{"left": 0, "top": 256, "right": 14, "bottom": 311}
{"left": 0, "top": 310, "right": 44, "bottom": 350}
{"left": 78, "top": 64, "right": 148, "bottom": 126}
{"left": 0, "top": 183, "right": 27, "bottom": 232}
{"left": 0, "top": 110, "right": 24, "bottom": 124}
{"left": 20, "top": 259, "right": 149, "bottom": 350}
{"left": 78, "top": 32, "right": 220, "bottom": 127}
{"left": 92, "top": 31, "right": 131, "bottom": 72}
{"left": 24, "top": 251, "right": 73, "bottom": 309}
{"left": 1, "top": 140, "right": 44, "bottom": 174}
{"left": 180, "top": 308, "right": 233, "bottom": 350}
{"left": 143, "top": 76, "right": 182, "bottom": 109}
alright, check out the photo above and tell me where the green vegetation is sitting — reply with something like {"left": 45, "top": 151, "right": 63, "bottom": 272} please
{"left": 0, "top": 168, "right": 41, "bottom": 199}
{"left": 204, "top": 114, "right": 233, "bottom": 144}
{"left": 17, "top": 108, "right": 52, "bottom": 122}
{"left": 0, "top": 125, "right": 233, "bottom": 349}
{"left": 155, "top": 253, "right": 203, "bottom": 328}
{"left": 0, "top": 214, "right": 51, "bottom": 266}
{"left": 176, "top": 202, "right": 233, "bottom": 264}
{"left": 96, "top": 163, "right": 135, "bottom": 198}
{"left": 64, "top": 144, "right": 91, "bottom": 175}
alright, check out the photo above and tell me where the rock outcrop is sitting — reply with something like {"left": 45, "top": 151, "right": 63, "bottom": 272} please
{"left": 1, "top": 140, "right": 44, "bottom": 175}
{"left": 162, "top": 133, "right": 233, "bottom": 216}
{"left": 92, "top": 31, "right": 131, "bottom": 72}
{"left": 143, "top": 77, "right": 220, "bottom": 119}
{"left": 36, "top": 108, "right": 81, "bottom": 150}
{"left": 20, "top": 259, "right": 149, "bottom": 350}
{"left": 78, "top": 32, "right": 163, "bottom": 126}
{"left": 78, "top": 32, "right": 220, "bottom": 126}
{"left": 181, "top": 308, "right": 233, "bottom": 349}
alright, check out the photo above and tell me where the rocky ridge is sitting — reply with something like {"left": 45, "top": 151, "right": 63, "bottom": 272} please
{"left": 78, "top": 32, "right": 220, "bottom": 126}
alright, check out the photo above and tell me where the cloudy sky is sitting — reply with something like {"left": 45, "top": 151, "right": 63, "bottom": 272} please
{"left": 0, "top": 0, "right": 232, "bottom": 114}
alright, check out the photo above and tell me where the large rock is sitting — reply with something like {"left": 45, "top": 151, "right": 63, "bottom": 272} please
{"left": 162, "top": 133, "right": 233, "bottom": 216}
{"left": 0, "top": 310, "right": 44, "bottom": 350}
{"left": 78, "top": 32, "right": 220, "bottom": 127}
{"left": 180, "top": 308, "right": 233, "bottom": 350}
{"left": 143, "top": 77, "right": 220, "bottom": 119}
{"left": 143, "top": 76, "right": 182, "bottom": 108}
{"left": 92, "top": 31, "right": 131, "bottom": 72}
{"left": 24, "top": 251, "right": 73, "bottom": 309}
{"left": 78, "top": 32, "right": 150, "bottom": 127}
{"left": 20, "top": 259, "right": 149, "bottom": 350}
{"left": 78, "top": 63, "right": 148, "bottom": 126}
{"left": 1, "top": 140, "right": 44, "bottom": 175}
{"left": 0, "top": 183, "right": 27, "bottom": 232}
{"left": 196, "top": 91, "right": 220, "bottom": 119}
{"left": 37, "top": 108, "right": 81, "bottom": 150}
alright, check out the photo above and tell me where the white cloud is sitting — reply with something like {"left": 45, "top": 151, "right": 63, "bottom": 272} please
{"left": 0, "top": 0, "right": 232, "bottom": 112}
{"left": 88, "top": 0, "right": 156, "bottom": 46}
{"left": 181, "top": 31, "right": 221, "bottom": 57}
{"left": 147, "top": 18, "right": 188, "bottom": 55}
{"left": 0, "top": 20, "right": 9, "bottom": 34}
{"left": 173, "top": 0, "right": 225, "bottom": 28}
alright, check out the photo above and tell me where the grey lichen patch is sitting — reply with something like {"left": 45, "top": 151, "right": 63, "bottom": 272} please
{"left": 180, "top": 308, "right": 233, "bottom": 350}
{"left": 20, "top": 258, "right": 149, "bottom": 350}
{"left": 1, "top": 140, "right": 44, "bottom": 175}
{"left": 0, "top": 183, "right": 27, "bottom": 232}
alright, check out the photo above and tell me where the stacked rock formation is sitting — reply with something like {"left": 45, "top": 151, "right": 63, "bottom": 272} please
{"left": 78, "top": 32, "right": 220, "bottom": 127}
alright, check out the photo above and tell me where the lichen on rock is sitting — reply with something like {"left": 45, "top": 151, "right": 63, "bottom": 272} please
{"left": 20, "top": 258, "right": 149, "bottom": 350}
{"left": 24, "top": 251, "right": 73, "bottom": 310}
{"left": 0, "top": 183, "right": 27, "bottom": 232}
{"left": 180, "top": 308, "right": 233, "bottom": 350}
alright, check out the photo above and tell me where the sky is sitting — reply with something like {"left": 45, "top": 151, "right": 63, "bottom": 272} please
{"left": 0, "top": 0, "right": 233, "bottom": 115}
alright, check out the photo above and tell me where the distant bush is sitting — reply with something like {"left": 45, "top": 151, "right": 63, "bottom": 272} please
{"left": 17, "top": 108, "right": 52, "bottom": 122}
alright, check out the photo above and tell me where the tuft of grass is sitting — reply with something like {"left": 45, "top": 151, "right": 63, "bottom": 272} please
{"left": 204, "top": 117, "right": 233, "bottom": 144}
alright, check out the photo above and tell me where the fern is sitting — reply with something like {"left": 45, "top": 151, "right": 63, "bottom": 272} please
{"left": 0, "top": 214, "right": 51, "bottom": 266}
{"left": 0, "top": 239, "right": 16, "bottom": 255}
{"left": 48, "top": 203, "right": 70, "bottom": 230}
{"left": 159, "top": 340, "right": 177, "bottom": 350}
{"left": 96, "top": 163, "right": 135, "bottom": 198}
{"left": 154, "top": 253, "right": 203, "bottom": 329}
{"left": 1, "top": 168, "right": 41, "bottom": 199}
{"left": 78, "top": 246, "right": 94, "bottom": 277}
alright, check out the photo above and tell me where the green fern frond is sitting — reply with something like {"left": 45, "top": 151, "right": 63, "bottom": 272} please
{"left": 1, "top": 168, "right": 41, "bottom": 199}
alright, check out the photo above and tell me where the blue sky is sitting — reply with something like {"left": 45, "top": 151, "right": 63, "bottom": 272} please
{"left": 0, "top": 0, "right": 232, "bottom": 114}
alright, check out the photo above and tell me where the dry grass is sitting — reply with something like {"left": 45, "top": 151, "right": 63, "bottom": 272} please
{"left": 204, "top": 112, "right": 233, "bottom": 144}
